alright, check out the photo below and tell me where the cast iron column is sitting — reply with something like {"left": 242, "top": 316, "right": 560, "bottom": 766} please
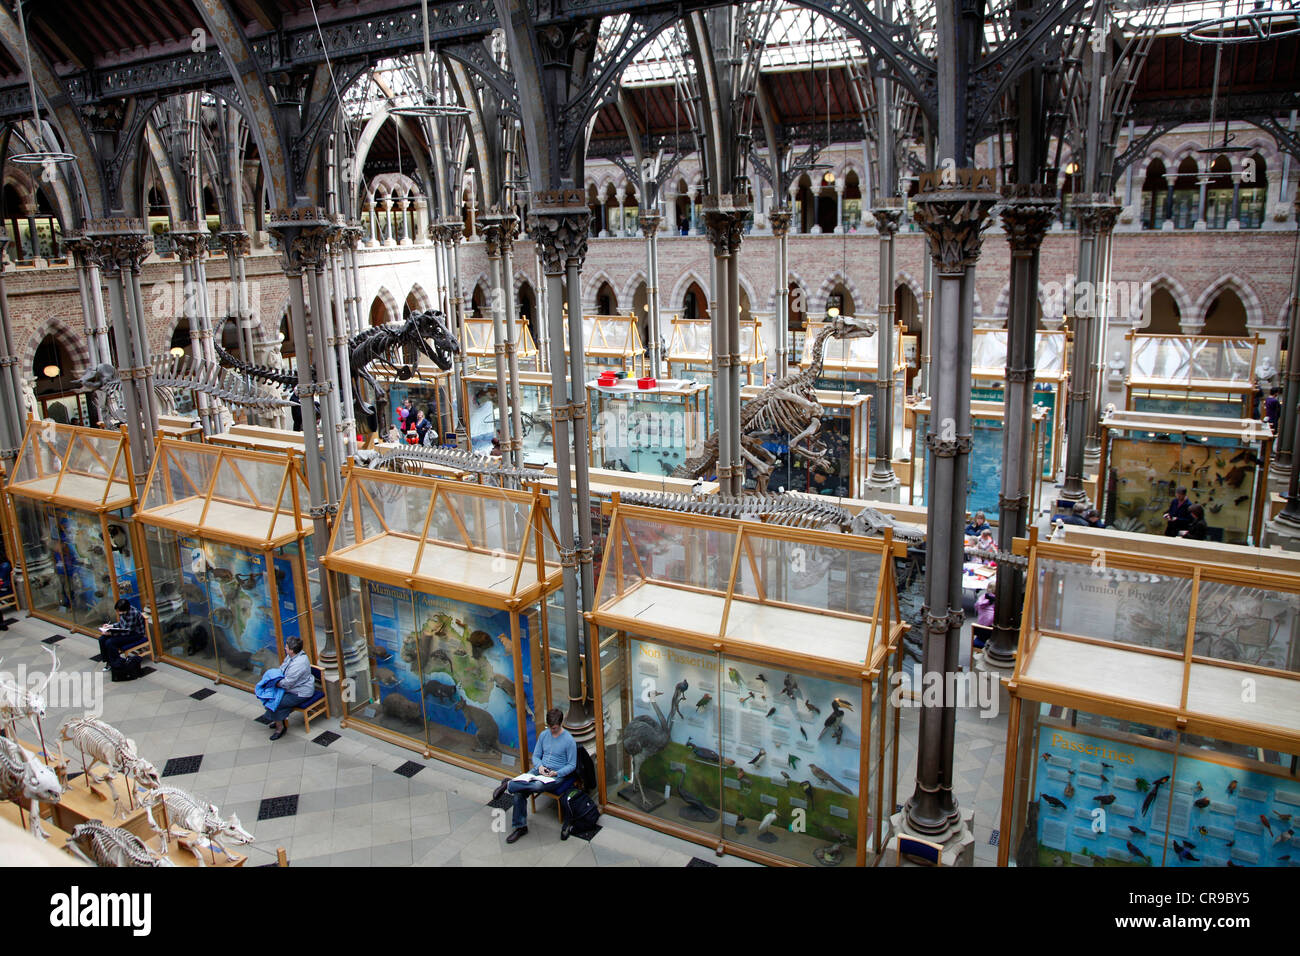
{"left": 770, "top": 208, "right": 792, "bottom": 379}
{"left": 1271, "top": 195, "right": 1300, "bottom": 478}
{"left": 479, "top": 215, "right": 517, "bottom": 462}
{"left": 704, "top": 196, "right": 749, "bottom": 496}
{"left": 219, "top": 231, "right": 256, "bottom": 364}
{"left": 1082, "top": 201, "right": 1121, "bottom": 468}
{"left": 173, "top": 224, "right": 223, "bottom": 434}
{"left": 907, "top": 168, "right": 996, "bottom": 836}
{"left": 869, "top": 201, "right": 904, "bottom": 497}
{"left": 501, "top": 216, "right": 525, "bottom": 466}
{"left": 1061, "top": 194, "right": 1100, "bottom": 503}
{"left": 988, "top": 187, "right": 1057, "bottom": 667}
{"left": 639, "top": 211, "right": 663, "bottom": 378}
{"left": 0, "top": 238, "right": 25, "bottom": 466}
{"left": 446, "top": 220, "right": 470, "bottom": 448}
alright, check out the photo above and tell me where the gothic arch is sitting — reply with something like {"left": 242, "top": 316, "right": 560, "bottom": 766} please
{"left": 669, "top": 270, "right": 711, "bottom": 315}
{"left": 405, "top": 283, "right": 433, "bottom": 314}
{"left": 767, "top": 269, "right": 812, "bottom": 311}
{"left": 619, "top": 270, "right": 648, "bottom": 311}
{"left": 1193, "top": 274, "right": 1263, "bottom": 329}
{"left": 1134, "top": 146, "right": 1174, "bottom": 183}
{"left": 22, "top": 316, "right": 91, "bottom": 385}
{"left": 1130, "top": 274, "right": 1195, "bottom": 325}
{"left": 810, "top": 270, "right": 867, "bottom": 316}
{"left": 369, "top": 287, "right": 401, "bottom": 327}
{"left": 582, "top": 269, "right": 619, "bottom": 312}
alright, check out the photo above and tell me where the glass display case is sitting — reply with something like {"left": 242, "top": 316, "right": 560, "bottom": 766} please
{"left": 590, "top": 503, "right": 906, "bottom": 866}
{"left": 461, "top": 370, "right": 558, "bottom": 464}
{"left": 322, "top": 470, "right": 564, "bottom": 774}
{"left": 910, "top": 399, "right": 1046, "bottom": 519}
{"left": 1098, "top": 410, "right": 1272, "bottom": 545}
{"left": 800, "top": 319, "right": 905, "bottom": 460}
{"left": 5, "top": 421, "right": 141, "bottom": 634}
{"left": 588, "top": 379, "right": 708, "bottom": 477}
{"left": 373, "top": 368, "right": 455, "bottom": 444}
{"left": 1125, "top": 333, "right": 1261, "bottom": 419}
{"left": 969, "top": 329, "right": 1069, "bottom": 477}
{"left": 1000, "top": 535, "right": 1300, "bottom": 867}
{"left": 461, "top": 317, "right": 541, "bottom": 373}
{"left": 666, "top": 317, "right": 767, "bottom": 431}
{"left": 565, "top": 313, "right": 644, "bottom": 382}
{"left": 738, "top": 385, "right": 870, "bottom": 498}
{"left": 132, "top": 440, "right": 317, "bottom": 690}
{"left": 157, "top": 414, "right": 204, "bottom": 442}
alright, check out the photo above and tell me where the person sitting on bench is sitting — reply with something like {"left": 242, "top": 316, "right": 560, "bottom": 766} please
{"left": 98, "top": 599, "right": 147, "bottom": 671}
{"left": 265, "top": 637, "right": 314, "bottom": 741}
{"left": 492, "top": 708, "right": 576, "bottom": 845}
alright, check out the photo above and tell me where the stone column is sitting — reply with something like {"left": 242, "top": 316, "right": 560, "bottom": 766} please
{"left": 527, "top": 191, "right": 595, "bottom": 740}
{"left": 906, "top": 168, "right": 997, "bottom": 838}
{"left": 328, "top": 223, "right": 358, "bottom": 458}
{"left": 365, "top": 200, "right": 378, "bottom": 247}
{"left": 1060, "top": 194, "right": 1108, "bottom": 502}
{"left": 479, "top": 215, "right": 516, "bottom": 461}
{"left": 834, "top": 185, "right": 845, "bottom": 234}
{"left": 219, "top": 231, "right": 255, "bottom": 363}
{"left": 65, "top": 234, "right": 111, "bottom": 367}
{"left": 868, "top": 202, "right": 904, "bottom": 498}
{"left": 396, "top": 199, "right": 411, "bottom": 246}
{"left": 380, "top": 199, "right": 395, "bottom": 246}
{"left": 0, "top": 237, "right": 26, "bottom": 467}
{"left": 704, "top": 196, "right": 750, "bottom": 496}
{"left": 500, "top": 216, "right": 525, "bottom": 465}
{"left": 1270, "top": 195, "right": 1300, "bottom": 480}
{"left": 1082, "top": 200, "right": 1121, "bottom": 469}
{"left": 172, "top": 224, "right": 223, "bottom": 434}
{"left": 638, "top": 211, "right": 663, "bottom": 377}
{"left": 445, "top": 220, "right": 470, "bottom": 447}
{"left": 770, "top": 209, "right": 792, "bottom": 379}
{"left": 987, "top": 187, "right": 1057, "bottom": 668}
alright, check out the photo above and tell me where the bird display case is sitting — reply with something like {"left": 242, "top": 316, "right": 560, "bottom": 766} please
{"left": 999, "top": 534, "right": 1300, "bottom": 868}
{"left": 4, "top": 421, "right": 141, "bottom": 635}
{"left": 800, "top": 319, "right": 906, "bottom": 459}
{"left": 373, "top": 368, "right": 454, "bottom": 444}
{"left": 737, "top": 384, "right": 871, "bottom": 498}
{"left": 461, "top": 370, "right": 558, "bottom": 464}
{"left": 910, "top": 399, "right": 1047, "bottom": 519}
{"left": 461, "top": 317, "right": 541, "bottom": 374}
{"left": 1098, "top": 410, "right": 1272, "bottom": 545}
{"left": 587, "top": 378, "right": 708, "bottom": 478}
{"left": 132, "top": 440, "right": 318, "bottom": 691}
{"left": 590, "top": 502, "right": 906, "bottom": 866}
{"left": 968, "top": 328, "right": 1069, "bottom": 478}
{"left": 566, "top": 313, "right": 645, "bottom": 382}
{"left": 665, "top": 317, "right": 767, "bottom": 430}
{"left": 321, "top": 470, "right": 564, "bottom": 775}
{"left": 1124, "top": 333, "right": 1261, "bottom": 419}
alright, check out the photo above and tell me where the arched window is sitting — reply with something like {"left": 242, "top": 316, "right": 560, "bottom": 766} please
{"left": 842, "top": 170, "right": 862, "bottom": 232}
{"left": 1172, "top": 156, "right": 1199, "bottom": 229}
{"left": 587, "top": 184, "right": 602, "bottom": 237}
{"left": 595, "top": 281, "right": 617, "bottom": 316}
{"left": 170, "top": 319, "right": 191, "bottom": 357}
{"left": 1239, "top": 153, "right": 1267, "bottom": 229}
{"left": 826, "top": 282, "right": 855, "bottom": 318}
{"left": 1141, "top": 159, "right": 1168, "bottom": 229}
{"left": 517, "top": 281, "right": 538, "bottom": 343}
{"left": 1145, "top": 287, "right": 1182, "bottom": 335}
{"left": 683, "top": 282, "right": 708, "bottom": 321}
{"left": 1203, "top": 286, "right": 1248, "bottom": 338}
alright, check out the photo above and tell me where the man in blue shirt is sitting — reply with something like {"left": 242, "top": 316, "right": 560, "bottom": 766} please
{"left": 492, "top": 708, "right": 576, "bottom": 845}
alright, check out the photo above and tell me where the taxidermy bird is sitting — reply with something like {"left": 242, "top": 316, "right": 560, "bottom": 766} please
{"left": 748, "top": 748, "right": 766, "bottom": 767}
{"left": 671, "top": 768, "right": 716, "bottom": 820}
{"left": 799, "top": 726, "right": 808, "bottom": 741}
{"left": 782, "top": 673, "right": 802, "bottom": 700}
{"left": 738, "top": 692, "right": 755, "bottom": 705}
{"left": 694, "top": 693, "right": 713, "bottom": 713}
{"left": 765, "top": 707, "right": 777, "bottom": 718}
{"left": 757, "top": 811, "right": 778, "bottom": 836}
{"left": 804, "top": 700, "right": 821, "bottom": 716}
{"left": 787, "top": 754, "right": 801, "bottom": 770}
{"left": 754, "top": 674, "right": 769, "bottom": 693}
{"left": 727, "top": 668, "right": 745, "bottom": 688}
{"left": 818, "top": 698, "right": 854, "bottom": 743}
{"left": 800, "top": 780, "right": 815, "bottom": 810}
{"left": 621, "top": 681, "right": 688, "bottom": 806}
{"left": 668, "top": 679, "right": 689, "bottom": 720}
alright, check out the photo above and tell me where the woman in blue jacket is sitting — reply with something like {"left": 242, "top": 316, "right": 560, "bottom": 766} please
{"left": 261, "top": 637, "right": 315, "bottom": 741}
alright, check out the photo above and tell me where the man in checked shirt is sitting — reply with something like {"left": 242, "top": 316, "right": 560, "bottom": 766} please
{"left": 98, "top": 598, "right": 147, "bottom": 670}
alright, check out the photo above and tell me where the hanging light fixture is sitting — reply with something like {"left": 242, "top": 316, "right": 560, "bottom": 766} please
{"left": 170, "top": 346, "right": 185, "bottom": 358}
{"left": 10, "top": 1, "right": 75, "bottom": 169}
{"left": 42, "top": 364, "right": 59, "bottom": 378}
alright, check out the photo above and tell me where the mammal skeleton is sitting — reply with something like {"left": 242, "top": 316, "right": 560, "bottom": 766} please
{"left": 0, "top": 735, "right": 62, "bottom": 840}
{"left": 57, "top": 716, "right": 161, "bottom": 818}
{"left": 141, "top": 786, "right": 254, "bottom": 865}
{"left": 67, "top": 820, "right": 175, "bottom": 867}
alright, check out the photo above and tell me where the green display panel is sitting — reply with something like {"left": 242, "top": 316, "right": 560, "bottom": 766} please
{"left": 971, "top": 385, "right": 1058, "bottom": 477}
{"left": 1133, "top": 392, "right": 1243, "bottom": 421}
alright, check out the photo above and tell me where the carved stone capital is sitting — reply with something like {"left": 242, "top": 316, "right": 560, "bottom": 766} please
{"left": 1073, "top": 194, "right": 1123, "bottom": 238}
{"left": 870, "top": 201, "right": 904, "bottom": 237}
{"left": 170, "top": 222, "right": 210, "bottom": 262}
{"left": 702, "top": 195, "right": 750, "bottom": 255}
{"left": 479, "top": 215, "right": 506, "bottom": 258}
{"left": 82, "top": 219, "right": 152, "bottom": 274}
{"left": 527, "top": 195, "right": 590, "bottom": 274}
{"left": 637, "top": 212, "right": 661, "bottom": 239}
{"left": 924, "top": 433, "right": 973, "bottom": 458}
{"left": 267, "top": 208, "right": 335, "bottom": 274}
{"left": 999, "top": 186, "right": 1058, "bottom": 253}
{"left": 768, "top": 208, "right": 792, "bottom": 237}
{"left": 218, "top": 230, "right": 252, "bottom": 258}
{"left": 911, "top": 169, "right": 997, "bottom": 276}
{"left": 442, "top": 220, "right": 465, "bottom": 244}
{"left": 428, "top": 222, "right": 448, "bottom": 244}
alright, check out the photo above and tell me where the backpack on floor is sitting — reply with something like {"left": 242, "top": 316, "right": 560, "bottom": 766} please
{"left": 109, "top": 655, "right": 143, "bottom": 682}
{"left": 562, "top": 788, "right": 600, "bottom": 835}
{"left": 574, "top": 745, "right": 597, "bottom": 792}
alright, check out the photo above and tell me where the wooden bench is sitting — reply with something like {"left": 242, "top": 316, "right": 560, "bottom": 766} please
{"left": 294, "top": 664, "right": 329, "bottom": 733}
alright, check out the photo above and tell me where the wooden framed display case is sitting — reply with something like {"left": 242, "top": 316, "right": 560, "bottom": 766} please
{"left": 321, "top": 469, "right": 564, "bottom": 775}
{"left": 461, "top": 370, "right": 558, "bottom": 464}
{"left": 132, "top": 440, "right": 318, "bottom": 691}
{"left": 372, "top": 368, "right": 455, "bottom": 443}
{"left": 999, "top": 534, "right": 1300, "bottom": 868}
{"left": 588, "top": 378, "right": 708, "bottom": 478}
{"left": 1124, "top": 333, "right": 1261, "bottom": 419}
{"left": 565, "top": 313, "right": 645, "bottom": 382}
{"left": 969, "top": 329, "right": 1069, "bottom": 477}
{"left": 207, "top": 425, "right": 316, "bottom": 458}
{"left": 590, "top": 502, "right": 907, "bottom": 866}
{"left": 737, "top": 384, "right": 871, "bottom": 498}
{"left": 461, "top": 317, "right": 541, "bottom": 373}
{"left": 1098, "top": 410, "right": 1272, "bottom": 545}
{"left": 800, "top": 319, "right": 906, "bottom": 458}
{"left": 666, "top": 317, "right": 767, "bottom": 430}
{"left": 157, "top": 414, "right": 204, "bottom": 442}
{"left": 5, "top": 421, "right": 142, "bottom": 635}
{"left": 910, "top": 399, "right": 1046, "bottom": 518}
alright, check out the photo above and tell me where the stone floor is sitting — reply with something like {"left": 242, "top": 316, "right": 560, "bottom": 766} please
{"left": 1, "top": 613, "right": 1010, "bottom": 867}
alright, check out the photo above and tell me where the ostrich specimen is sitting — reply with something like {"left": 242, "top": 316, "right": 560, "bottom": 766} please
{"left": 622, "top": 680, "right": 688, "bottom": 806}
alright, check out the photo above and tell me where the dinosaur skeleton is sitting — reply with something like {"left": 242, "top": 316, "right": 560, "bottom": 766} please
{"left": 673, "top": 315, "right": 877, "bottom": 491}
{"left": 57, "top": 716, "right": 161, "bottom": 818}
{"left": 616, "top": 491, "right": 925, "bottom": 545}
{"left": 67, "top": 820, "right": 175, "bottom": 867}
{"left": 216, "top": 309, "right": 460, "bottom": 420}
{"left": 356, "top": 445, "right": 539, "bottom": 488}
{"left": 141, "top": 786, "right": 254, "bottom": 866}
{"left": 0, "top": 734, "right": 62, "bottom": 840}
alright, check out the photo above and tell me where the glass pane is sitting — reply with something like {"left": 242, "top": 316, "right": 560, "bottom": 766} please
{"left": 15, "top": 499, "right": 61, "bottom": 619}
{"left": 157, "top": 531, "right": 218, "bottom": 674}
{"left": 1036, "top": 561, "right": 1191, "bottom": 652}
{"left": 355, "top": 581, "right": 426, "bottom": 740}
{"left": 1193, "top": 580, "right": 1300, "bottom": 673}
{"left": 203, "top": 542, "right": 278, "bottom": 684}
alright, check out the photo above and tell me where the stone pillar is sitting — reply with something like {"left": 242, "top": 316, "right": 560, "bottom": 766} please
{"left": 868, "top": 202, "right": 904, "bottom": 497}
{"left": 85, "top": 221, "right": 156, "bottom": 484}
{"left": 1271, "top": 195, "right": 1300, "bottom": 479}
{"left": 445, "top": 220, "right": 470, "bottom": 447}
{"left": 172, "top": 223, "right": 223, "bottom": 434}
{"left": 834, "top": 185, "right": 845, "bottom": 235}
{"left": 770, "top": 209, "right": 792, "bottom": 379}
{"left": 479, "top": 215, "right": 517, "bottom": 461}
{"left": 638, "top": 212, "right": 663, "bottom": 377}
{"left": 396, "top": 199, "right": 411, "bottom": 246}
{"left": 988, "top": 187, "right": 1057, "bottom": 668}
{"left": 0, "top": 237, "right": 26, "bottom": 466}
{"left": 1082, "top": 201, "right": 1121, "bottom": 469}
{"left": 527, "top": 191, "right": 595, "bottom": 740}
{"left": 1060, "top": 194, "right": 1106, "bottom": 502}
{"left": 704, "top": 196, "right": 750, "bottom": 496}
{"left": 380, "top": 198, "right": 395, "bottom": 246}
{"left": 65, "top": 234, "right": 112, "bottom": 367}
{"left": 500, "top": 216, "right": 525, "bottom": 465}
{"left": 219, "top": 231, "right": 255, "bottom": 363}
{"left": 906, "top": 168, "right": 997, "bottom": 838}
{"left": 413, "top": 198, "right": 428, "bottom": 244}
{"left": 328, "top": 223, "right": 358, "bottom": 458}
{"left": 365, "top": 200, "right": 378, "bottom": 247}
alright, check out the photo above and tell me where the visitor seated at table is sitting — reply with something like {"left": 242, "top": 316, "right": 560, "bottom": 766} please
{"left": 976, "top": 529, "right": 997, "bottom": 562}
{"left": 1180, "top": 504, "right": 1209, "bottom": 541}
{"left": 98, "top": 599, "right": 147, "bottom": 670}
{"left": 964, "top": 511, "right": 991, "bottom": 536}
